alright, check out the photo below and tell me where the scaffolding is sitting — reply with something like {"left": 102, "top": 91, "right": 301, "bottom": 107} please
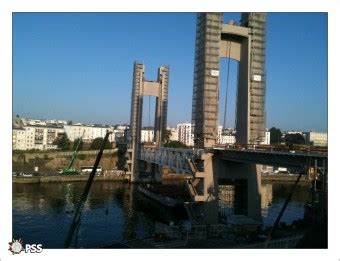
{"left": 192, "top": 13, "right": 223, "bottom": 148}
{"left": 244, "top": 13, "right": 267, "bottom": 143}
{"left": 192, "top": 13, "right": 267, "bottom": 147}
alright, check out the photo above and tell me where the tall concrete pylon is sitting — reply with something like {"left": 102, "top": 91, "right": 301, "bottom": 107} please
{"left": 127, "top": 62, "right": 169, "bottom": 182}
{"left": 189, "top": 13, "right": 266, "bottom": 223}
{"left": 192, "top": 13, "right": 267, "bottom": 148}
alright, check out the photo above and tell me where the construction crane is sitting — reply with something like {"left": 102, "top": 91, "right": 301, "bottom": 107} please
{"left": 62, "top": 131, "right": 85, "bottom": 175}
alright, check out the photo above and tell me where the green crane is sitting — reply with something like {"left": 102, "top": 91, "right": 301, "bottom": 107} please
{"left": 62, "top": 131, "right": 85, "bottom": 175}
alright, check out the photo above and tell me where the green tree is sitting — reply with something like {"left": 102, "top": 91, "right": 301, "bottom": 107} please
{"left": 90, "top": 137, "right": 112, "bottom": 150}
{"left": 73, "top": 138, "right": 84, "bottom": 151}
{"left": 284, "top": 133, "right": 305, "bottom": 146}
{"left": 269, "top": 127, "right": 282, "bottom": 144}
{"left": 164, "top": 140, "right": 188, "bottom": 149}
{"left": 53, "top": 133, "right": 71, "bottom": 151}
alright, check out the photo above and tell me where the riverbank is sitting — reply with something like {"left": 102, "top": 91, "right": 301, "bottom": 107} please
{"left": 12, "top": 174, "right": 129, "bottom": 184}
{"left": 12, "top": 173, "right": 191, "bottom": 184}
{"left": 261, "top": 174, "right": 310, "bottom": 183}
{"left": 12, "top": 173, "right": 310, "bottom": 184}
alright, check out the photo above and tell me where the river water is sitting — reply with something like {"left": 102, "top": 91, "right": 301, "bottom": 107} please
{"left": 12, "top": 180, "right": 311, "bottom": 248}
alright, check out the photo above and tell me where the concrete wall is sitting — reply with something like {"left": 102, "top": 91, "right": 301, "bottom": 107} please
{"left": 12, "top": 149, "right": 119, "bottom": 173}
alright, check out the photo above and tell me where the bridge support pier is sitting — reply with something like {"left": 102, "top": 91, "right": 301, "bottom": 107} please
{"left": 187, "top": 152, "right": 262, "bottom": 224}
{"left": 187, "top": 153, "right": 219, "bottom": 224}
{"left": 214, "top": 158, "right": 262, "bottom": 222}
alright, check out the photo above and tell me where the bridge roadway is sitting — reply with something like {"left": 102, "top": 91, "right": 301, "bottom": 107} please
{"left": 139, "top": 145, "right": 327, "bottom": 172}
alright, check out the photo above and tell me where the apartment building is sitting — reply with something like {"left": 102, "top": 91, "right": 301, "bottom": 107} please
{"left": 305, "top": 131, "right": 328, "bottom": 146}
{"left": 177, "top": 123, "right": 194, "bottom": 146}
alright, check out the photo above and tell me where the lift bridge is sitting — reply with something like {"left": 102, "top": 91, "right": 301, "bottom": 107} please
{"left": 139, "top": 146, "right": 327, "bottom": 173}
{"left": 125, "top": 12, "right": 328, "bottom": 224}
{"left": 137, "top": 144, "right": 327, "bottom": 224}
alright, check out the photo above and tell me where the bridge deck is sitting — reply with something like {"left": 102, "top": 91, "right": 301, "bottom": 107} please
{"left": 139, "top": 146, "right": 327, "bottom": 172}
{"left": 213, "top": 147, "right": 327, "bottom": 168}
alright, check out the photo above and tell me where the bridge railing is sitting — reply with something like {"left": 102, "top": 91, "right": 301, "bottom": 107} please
{"left": 213, "top": 143, "right": 327, "bottom": 154}
{"left": 139, "top": 147, "right": 196, "bottom": 173}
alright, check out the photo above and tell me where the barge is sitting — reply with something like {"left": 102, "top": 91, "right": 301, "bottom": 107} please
{"left": 138, "top": 185, "right": 184, "bottom": 208}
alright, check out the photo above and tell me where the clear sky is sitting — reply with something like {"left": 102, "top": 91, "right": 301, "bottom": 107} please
{"left": 13, "top": 12, "right": 327, "bottom": 132}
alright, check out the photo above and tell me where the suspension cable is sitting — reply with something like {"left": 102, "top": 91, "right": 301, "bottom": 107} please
{"left": 148, "top": 96, "right": 151, "bottom": 128}
{"left": 234, "top": 61, "right": 240, "bottom": 130}
{"left": 222, "top": 38, "right": 232, "bottom": 132}
{"left": 148, "top": 96, "right": 151, "bottom": 142}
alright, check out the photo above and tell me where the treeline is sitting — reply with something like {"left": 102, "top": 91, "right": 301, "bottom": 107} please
{"left": 269, "top": 127, "right": 306, "bottom": 146}
{"left": 53, "top": 133, "right": 112, "bottom": 151}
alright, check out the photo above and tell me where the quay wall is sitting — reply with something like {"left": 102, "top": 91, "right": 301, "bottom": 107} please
{"left": 12, "top": 149, "right": 120, "bottom": 173}
{"left": 12, "top": 174, "right": 129, "bottom": 184}
{"left": 261, "top": 174, "right": 310, "bottom": 183}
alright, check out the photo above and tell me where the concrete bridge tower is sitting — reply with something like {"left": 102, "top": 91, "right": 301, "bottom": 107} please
{"left": 127, "top": 62, "right": 169, "bottom": 182}
{"left": 189, "top": 13, "right": 266, "bottom": 223}
{"left": 192, "top": 13, "right": 267, "bottom": 148}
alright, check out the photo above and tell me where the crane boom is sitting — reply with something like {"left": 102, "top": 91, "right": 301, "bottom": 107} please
{"left": 62, "top": 130, "right": 85, "bottom": 175}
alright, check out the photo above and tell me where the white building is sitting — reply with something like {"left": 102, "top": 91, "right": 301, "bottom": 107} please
{"left": 167, "top": 127, "right": 179, "bottom": 141}
{"left": 112, "top": 130, "right": 125, "bottom": 142}
{"left": 141, "top": 129, "right": 154, "bottom": 143}
{"left": 287, "top": 131, "right": 303, "bottom": 135}
{"left": 115, "top": 125, "right": 129, "bottom": 131}
{"left": 260, "top": 131, "right": 271, "bottom": 145}
{"left": 64, "top": 124, "right": 113, "bottom": 143}
{"left": 217, "top": 126, "right": 223, "bottom": 144}
{"left": 64, "top": 125, "right": 93, "bottom": 142}
{"left": 14, "top": 125, "right": 65, "bottom": 150}
{"left": 13, "top": 117, "right": 125, "bottom": 149}
{"left": 220, "top": 134, "right": 236, "bottom": 145}
{"left": 12, "top": 127, "right": 27, "bottom": 150}
{"left": 217, "top": 126, "right": 236, "bottom": 144}
{"left": 21, "top": 118, "right": 67, "bottom": 126}
{"left": 92, "top": 125, "right": 110, "bottom": 141}
{"left": 306, "top": 131, "right": 327, "bottom": 146}
{"left": 177, "top": 123, "right": 194, "bottom": 146}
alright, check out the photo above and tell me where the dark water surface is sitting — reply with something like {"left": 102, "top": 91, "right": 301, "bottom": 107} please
{"left": 13, "top": 180, "right": 311, "bottom": 248}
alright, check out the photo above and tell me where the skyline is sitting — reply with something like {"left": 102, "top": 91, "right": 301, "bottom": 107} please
{"left": 13, "top": 12, "right": 328, "bottom": 132}
{"left": 13, "top": 114, "right": 326, "bottom": 133}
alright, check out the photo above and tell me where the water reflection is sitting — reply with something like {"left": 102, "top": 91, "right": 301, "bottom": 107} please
{"left": 13, "top": 180, "right": 311, "bottom": 248}
{"left": 13, "top": 182, "right": 186, "bottom": 248}
{"left": 260, "top": 182, "right": 311, "bottom": 227}
{"left": 218, "top": 181, "right": 311, "bottom": 227}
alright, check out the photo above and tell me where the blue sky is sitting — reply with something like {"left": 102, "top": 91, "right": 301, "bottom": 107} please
{"left": 13, "top": 12, "right": 327, "bottom": 131}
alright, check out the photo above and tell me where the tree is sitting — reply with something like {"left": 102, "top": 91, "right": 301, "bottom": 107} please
{"left": 269, "top": 127, "right": 282, "bottom": 144}
{"left": 73, "top": 138, "right": 84, "bottom": 151}
{"left": 67, "top": 120, "right": 73, "bottom": 125}
{"left": 284, "top": 133, "right": 305, "bottom": 146}
{"left": 164, "top": 129, "right": 172, "bottom": 143}
{"left": 53, "top": 133, "right": 71, "bottom": 151}
{"left": 164, "top": 140, "right": 188, "bottom": 149}
{"left": 90, "top": 137, "right": 112, "bottom": 150}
